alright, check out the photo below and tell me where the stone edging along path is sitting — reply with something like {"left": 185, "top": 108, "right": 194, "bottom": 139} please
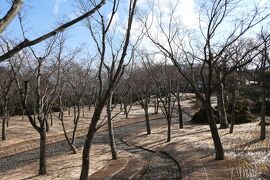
{"left": 0, "top": 112, "right": 164, "bottom": 158}
{"left": 0, "top": 115, "right": 181, "bottom": 179}
{"left": 123, "top": 111, "right": 244, "bottom": 179}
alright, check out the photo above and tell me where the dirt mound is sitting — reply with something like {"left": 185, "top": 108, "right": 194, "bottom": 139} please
{"left": 228, "top": 111, "right": 256, "bottom": 124}
{"left": 191, "top": 109, "right": 219, "bottom": 124}
{"left": 251, "top": 100, "right": 270, "bottom": 115}
{"left": 191, "top": 98, "right": 257, "bottom": 124}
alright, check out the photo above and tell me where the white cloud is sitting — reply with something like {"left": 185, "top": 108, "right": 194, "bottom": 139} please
{"left": 177, "top": 0, "right": 198, "bottom": 28}
{"left": 138, "top": 0, "right": 199, "bottom": 29}
{"left": 131, "top": 0, "right": 199, "bottom": 55}
{"left": 53, "top": 0, "right": 67, "bottom": 16}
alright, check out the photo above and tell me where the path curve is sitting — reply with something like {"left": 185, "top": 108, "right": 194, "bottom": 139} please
{"left": 0, "top": 117, "right": 181, "bottom": 179}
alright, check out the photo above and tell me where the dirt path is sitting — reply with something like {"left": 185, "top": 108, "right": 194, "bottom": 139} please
{"left": 0, "top": 114, "right": 181, "bottom": 179}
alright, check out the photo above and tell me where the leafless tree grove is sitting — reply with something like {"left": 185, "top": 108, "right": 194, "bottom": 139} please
{"left": 1, "top": 0, "right": 270, "bottom": 179}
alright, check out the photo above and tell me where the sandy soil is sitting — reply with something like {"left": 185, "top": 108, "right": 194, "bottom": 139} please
{"left": 0, "top": 104, "right": 155, "bottom": 157}
{"left": 0, "top": 104, "right": 157, "bottom": 179}
{"left": 127, "top": 98, "right": 270, "bottom": 179}
{"left": 1, "top": 95, "right": 270, "bottom": 179}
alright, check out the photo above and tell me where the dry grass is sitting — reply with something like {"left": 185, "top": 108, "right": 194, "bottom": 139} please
{"left": 128, "top": 122, "right": 270, "bottom": 179}
{"left": 1, "top": 96, "right": 270, "bottom": 179}
{"left": 128, "top": 98, "right": 270, "bottom": 179}
{"left": 0, "top": 105, "right": 155, "bottom": 179}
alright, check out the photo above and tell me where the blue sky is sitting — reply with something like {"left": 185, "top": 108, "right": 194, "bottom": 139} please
{"left": 0, "top": 0, "right": 269, "bottom": 57}
{"left": 0, "top": 0, "right": 100, "bottom": 50}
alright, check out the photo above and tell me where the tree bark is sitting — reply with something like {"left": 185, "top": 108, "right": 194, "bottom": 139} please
{"left": 217, "top": 82, "right": 228, "bottom": 129}
{"left": 1, "top": 102, "right": 8, "bottom": 140}
{"left": 45, "top": 118, "right": 49, "bottom": 132}
{"left": 260, "top": 87, "right": 266, "bottom": 140}
{"left": 120, "top": 102, "right": 123, "bottom": 111}
{"left": 39, "top": 127, "right": 46, "bottom": 175}
{"left": 167, "top": 115, "right": 171, "bottom": 142}
{"left": 2, "top": 117, "right": 6, "bottom": 140}
{"left": 107, "top": 92, "right": 117, "bottom": 159}
{"left": 80, "top": 104, "right": 103, "bottom": 180}
{"left": 82, "top": 104, "right": 85, "bottom": 118}
{"left": 154, "top": 96, "right": 159, "bottom": 114}
{"left": 204, "top": 95, "right": 224, "bottom": 160}
{"left": 177, "top": 94, "right": 183, "bottom": 129}
{"left": 229, "top": 90, "right": 236, "bottom": 134}
{"left": 60, "top": 111, "right": 77, "bottom": 154}
{"left": 144, "top": 101, "right": 151, "bottom": 134}
{"left": 124, "top": 103, "right": 128, "bottom": 118}
{"left": 72, "top": 105, "right": 80, "bottom": 144}
{"left": 6, "top": 108, "right": 9, "bottom": 127}
{"left": 0, "top": 0, "right": 23, "bottom": 33}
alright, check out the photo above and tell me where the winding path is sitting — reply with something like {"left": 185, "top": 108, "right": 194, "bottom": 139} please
{"left": 0, "top": 117, "right": 181, "bottom": 179}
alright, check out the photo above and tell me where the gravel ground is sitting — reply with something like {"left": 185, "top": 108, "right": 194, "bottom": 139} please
{"left": 0, "top": 117, "right": 181, "bottom": 179}
{"left": 141, "top": 153, "right": 180, "bottom": 180}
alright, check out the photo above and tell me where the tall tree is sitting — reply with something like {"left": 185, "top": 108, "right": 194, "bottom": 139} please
{"left": 0, "top": 65, "right": 15, "bottom": 140}
{"left": 9, "top": 38, "right": 62, "bottom": 175}
{"left": 129, "top": 63, "right": 154, "bottom": 135}
{"left": 79, "top": 0, "right": 138, "bottom": 179}
{"left": 141, "top": 0, "right": 270, "bottom": 160}
{"left": 259, "top": 30, "right": 269, "bottom": 140}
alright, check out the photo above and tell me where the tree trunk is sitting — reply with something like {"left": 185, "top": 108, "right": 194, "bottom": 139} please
{"left": 60, "top": 111, "right": 77, "bottom": 154}
{"left": 2, "top": 103, "right": 8, "bottom": 140}
{"left": 80, "top": 104, "right": 104, "bottom": 180}
{"left": 107, "top": 93, "right": 117, "bottom": 159}
{"left": 124, "top": 103, "right": 128, "bottom": 118}
{"left": 2, "top": 117, "right": 6, "bottom": 140}
{"left": 82, "top": 104, "right": 85, "bottom": 118}
{"left": 21, "top": 105, "right": 25, "bottom": 121}
{"left": 154, "top": 96, "right": 159, "bottom": 114}
{"left": 177, "top": 94, "right": 183, "bottom": 129}
{"left": 217, "top": 82, "right": 228, "bottom": 129}
{"left": 204, "top": 96, "right": 224, "bottom": 160}
{"left": 167, "top": 115, "right": 171, "bottom": 142}
{"left": 229, "top": 90, "right": 236, "bottom": 134}
{"left": 50, "top": 111, "right": 53, "bottom": 126}
{"left": 72, "top": 105, "right": 80, "bottom": 144}
{"left": 260, "top": 87, "right": 266, "bottom": 140}
{"left": 6, "top": 109, "right": 9, "bottom": 127}
{"left": 39, "top": 127, "right": 46, "bottom": 175}
{"left": 120, "top": 102, "right": 123, "bottom": 111}
{"left": 45, "top": 118, "right": 49, "bottom": 132}
{"left": 144, "top": 101, "right": 151, "bottom": 134}
{"left": 73, "top": 107, "right": 76, "bottom": 124}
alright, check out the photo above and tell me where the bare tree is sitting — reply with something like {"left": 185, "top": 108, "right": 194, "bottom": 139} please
{"left": 0, "top": 0, "right": 23, "bottom": 33}
{"left": 258, "top": 30, "right": 269, "bottom": 140}
{"left": 145, "top": 56, "right": 176, "bottom": 142}
{"left": 0, "top": 0, "right": 106, "bottom": 62}
{"left": 9, "top": 37, "right": 63, "bottom": 175}
{"left": 216, "top": 58, "right": 229, "bottom": 129}
{"left": 140, "top": 0, "right": 270, "bottom": 160}
{"left": 79, "top": 0, "right": 138, "bottom": 179}
{"left": 0, "top": 65, "right": 15, "bottom": 140}
{"left": 65, "top": 62, "right": 91, "bottom": 148}
{"left": 129, "top": 64, "right": 154, "bottom": 135}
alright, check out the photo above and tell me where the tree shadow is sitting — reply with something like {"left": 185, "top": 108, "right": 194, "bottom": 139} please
{"left": 236, "top": 138, "right": 262, "bottom": 149}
